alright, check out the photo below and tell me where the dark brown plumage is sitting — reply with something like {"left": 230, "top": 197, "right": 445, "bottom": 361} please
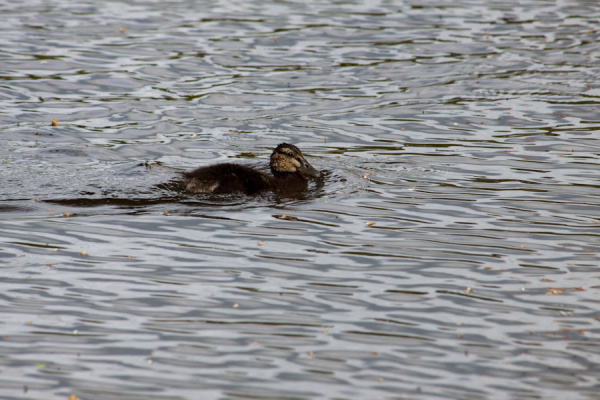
{"left": 183, "top": 143, "right": 320, "bottom": 195}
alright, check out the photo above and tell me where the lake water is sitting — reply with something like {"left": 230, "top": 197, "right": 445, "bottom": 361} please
{"left": 1, "top": 0, "right": 599, "bottom": 399}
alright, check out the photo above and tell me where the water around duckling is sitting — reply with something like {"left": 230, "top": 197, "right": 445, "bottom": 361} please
{"left": 1, "top": 1, "right": 600, "bottom": 399}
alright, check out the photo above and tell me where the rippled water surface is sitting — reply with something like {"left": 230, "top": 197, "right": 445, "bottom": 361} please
{"left": 2, "top": 0, "right": 600, "bottom": 399}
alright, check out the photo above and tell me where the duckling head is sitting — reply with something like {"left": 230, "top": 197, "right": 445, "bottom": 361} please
{"left": 270, "top": 143, "right": 321, "bottom": 178}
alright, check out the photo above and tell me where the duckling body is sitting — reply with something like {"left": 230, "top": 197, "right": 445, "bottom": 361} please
{"left": 183, "top": 143, "right": 320, "bottom": 195}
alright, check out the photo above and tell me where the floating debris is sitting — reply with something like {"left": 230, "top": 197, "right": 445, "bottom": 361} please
{"left": 274, "top": 214, "right": 299, "bottom": 221}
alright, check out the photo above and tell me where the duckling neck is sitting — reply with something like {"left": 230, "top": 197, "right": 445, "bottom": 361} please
{"left": 270, "top": 169, "right": 308, "bottom": 192}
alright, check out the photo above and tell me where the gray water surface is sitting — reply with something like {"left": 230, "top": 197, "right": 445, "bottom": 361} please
{"left": 1, "top": 1, "right": 600, "bottom": 399}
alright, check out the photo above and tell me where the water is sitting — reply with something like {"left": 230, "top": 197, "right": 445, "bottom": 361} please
{"left": 1, "top": 0, "right": 599, "bottom": 399}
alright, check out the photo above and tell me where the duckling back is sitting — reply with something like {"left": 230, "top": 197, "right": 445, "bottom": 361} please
{"left": 183, "top": 163, "right": 273, "bottom": 195}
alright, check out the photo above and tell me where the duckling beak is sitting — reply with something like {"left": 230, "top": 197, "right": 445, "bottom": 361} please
{"left": 298, "top": 158, "right": 321, "bottom": 178}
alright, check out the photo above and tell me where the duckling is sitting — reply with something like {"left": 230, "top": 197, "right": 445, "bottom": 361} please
{"left": 183, "top": 143, "right": 320, "bottom": 195}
